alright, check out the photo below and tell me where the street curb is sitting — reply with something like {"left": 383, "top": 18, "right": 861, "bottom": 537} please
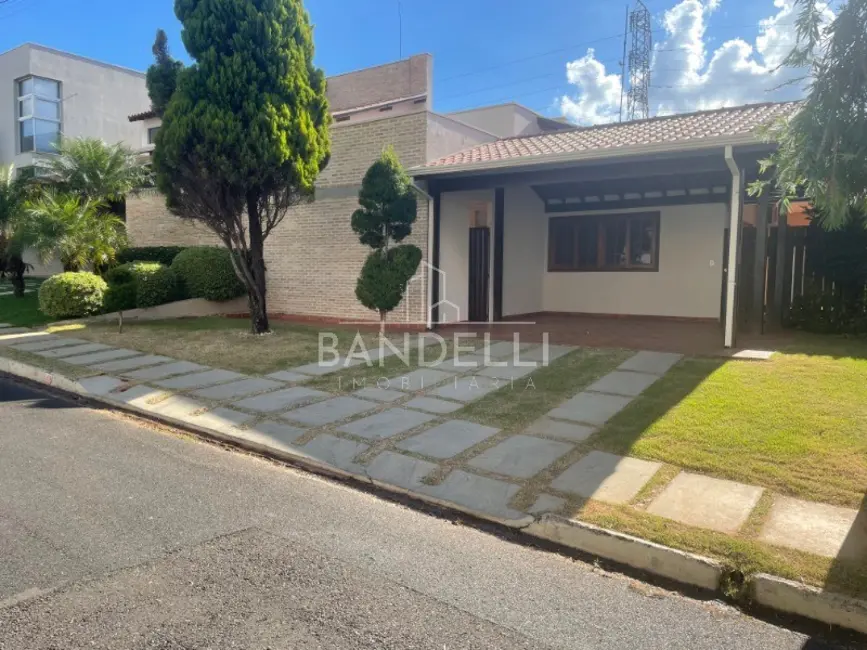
{"left": 3, "top": 355, "right": 866, "bottom": 636}
{"left": 525, "top": 514, "right": 723, "bottom": 591}
{"left": 752, "top": 574, "right": 867, "bottom": 635}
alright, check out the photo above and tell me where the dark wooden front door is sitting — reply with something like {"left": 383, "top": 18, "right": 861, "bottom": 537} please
{"left": 468, "top": 227, "right": 490, "bottom": 323}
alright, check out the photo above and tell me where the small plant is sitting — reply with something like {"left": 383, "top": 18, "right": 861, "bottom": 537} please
{"left": 171, "top": 246, "right": 245, "bottom": 301}
{"left": 351, "top": 148, "right": 422, "bottom": 334}
{"left": 103, "top": 281, "right": 137, "bottom": 333}
{"left": 38, "top": 272, "right": 107, "bottom": 319}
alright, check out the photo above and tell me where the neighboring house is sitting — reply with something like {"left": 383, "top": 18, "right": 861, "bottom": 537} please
{"left": 411, "top": 101, "right": 801, "bottom": 347}
{"left": 0, "top": 43, "right": 151, "bottom": 276}
{"left": 126, "top": 54, "right": 570, "bottom": 325}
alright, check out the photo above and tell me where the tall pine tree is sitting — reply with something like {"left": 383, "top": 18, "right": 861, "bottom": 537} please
{"left": 153, "top": 0, "right": 331, "bottom": 333}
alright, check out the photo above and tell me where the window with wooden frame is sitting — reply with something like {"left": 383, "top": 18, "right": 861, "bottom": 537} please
{"left": 548, "top": 212, "right": 660, "bottom": 272}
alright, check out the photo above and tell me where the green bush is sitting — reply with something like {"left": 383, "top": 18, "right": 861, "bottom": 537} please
{"left": 105, "top": 263, "right": 135, "bottom": 286}
{"left": 103, "top": 281, "right": 137, "bottom": 313}
{"left": 38, "top": 272, "right": 108, "bottom": 319}
{"left": 117, "top": 246, "right": 187, "bottom": 267}
{"left": 172, "top": 246, "right": 245, "bottom": 301}
{"left": 127, "top": 262, "right": 181, "bottom": 308}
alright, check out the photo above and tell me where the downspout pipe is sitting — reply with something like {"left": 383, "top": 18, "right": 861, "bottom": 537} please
{"left": 724, "top": 145, "right": 741, "bottom": 349}
{"left": 413, "top": 182, "right": 435, "bottom": 331}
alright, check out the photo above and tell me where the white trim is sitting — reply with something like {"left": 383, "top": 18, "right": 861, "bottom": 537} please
{"left": 724, "top": 145, "right": 742, "bottom": 349}
{"left": 332, "top": 93, "right": 427, "bottom": 118}
{"left": 409, "top": 133, "right": 761, "bottom": 177}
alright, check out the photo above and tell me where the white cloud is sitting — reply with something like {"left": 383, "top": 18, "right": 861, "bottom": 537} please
{"left": 559, "top": 0, "right": 833, "bottom": 124}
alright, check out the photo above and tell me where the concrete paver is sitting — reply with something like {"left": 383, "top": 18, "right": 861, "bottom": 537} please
{"left": 547, "top": 392, "right": 633, "bottom": 426}
{"left": 37, "top": 343, "right": 111, "bottom": 359}
{"left": 477, "top": 363, "right": 538, "bottom": 380}
{"left": 759, "top": 496, "right": 865, "bottom": 559}
{"left": 299, "top": 434, "right": 368, "bottom": 474}
{"left": 551, "top": 451, "right": 662, "bottom": 504}
{"left": 192, "top": 378, "right": 283, "bottom": 400}
{"left": 528, "top": 494, "right": 567, "bottom": 515}
{"left": 122, "top": 361, "right": 207, "bottom": 380}
{"left": 353, "top": 387, "right": 406, "bottom": 403}
{"left": 233, "top": 386, "right": 330, "bottom": 413}
{"left": 523, "top": 417, "right": 596, "bottom": 443}
{"left": 586, "top": 371, "right": 660, "bottom": 398}
{"left": 430, "top": 375, "right": 504, "bottom": 403}
{"left": 105, "top": 384, "right": 168, "bottom": 408}
{"left": 481, "top": 340, "right": 536, "bottom": 359}
{"left": 432, "top": 354, "right": 485, "bottom": 372}
{"left": 392, "top": 368, "right": 454, "bottom": 392}
{"left": 338, "top": 408, "right": 435, "bottom": 440}
{"left": 422, "top": 470, "right": 525, "bottom": 521}
{"left": 235, "top": 420, "right": 307, "bottom": 453}
{"left": 618, "top": 351, "right": 683, "bottom": 376}
{"left": 155, "top": 369, "right": 245, "bottom": 390}
{"left": 77, "top": 375, "right": 126, "bottom": 396}
{"left": 404, "top": 396, "right": 464, "bottom": 415}
{"left": 367, "top": 451, "right": 438, "bottom": 490}
{"left": 282, "top": 396, "right": 377, "bottom": 426}
{"left": 647, "top": 472, "right": 764, "bottom": 533}
{"left": 291, "top": 359, "right": 363, "bottom": 376}
{"left": 469, "top": 435, "right": 573, "bottom": 479}
{"left": 397, "top": 420, "right": 500, "bottom": 459}
{"left": 521, "top": 344, "right": 575, "bottom": 363}
{"left": 11, "top": 337, "right": 76, "bottom": 352}
{"left": 90, "top": 355, "right": 173, "bottom": 373}
{"left": 147, "top": 395, "right": 208, "bottom": 420}
{"left": 63, "top": 348, "right": 143, "bottom": 366}
{"left": 265, "top": 370, "right": 312, "bottom": 383}
{"left": 0, "top": 327, "right": 31, "bottom": 337}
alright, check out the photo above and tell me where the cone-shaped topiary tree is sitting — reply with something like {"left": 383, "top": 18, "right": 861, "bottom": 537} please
{"left": 352, "top": 148, "right": 422, "bottom": 334}
{"left": 153, "top": 0, "right": 331, "bottom": 334}
{"left": 146, "top": 29, "right": 184, "bottom": 118}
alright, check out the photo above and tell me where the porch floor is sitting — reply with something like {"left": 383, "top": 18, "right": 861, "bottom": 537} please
{"left": 437, "top": 313, "right": 787, "bottom": 357}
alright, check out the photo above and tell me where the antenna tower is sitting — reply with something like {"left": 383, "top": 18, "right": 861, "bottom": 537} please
{"left": 626, "top": 0, "right": 652, "bottom": 121}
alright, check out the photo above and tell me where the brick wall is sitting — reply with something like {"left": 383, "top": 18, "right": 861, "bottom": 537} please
{"left": 266, "top": 110, "right": 430, "bottom": 324}
{"left": 126, "top": 110, "right": 431, "bottom": 325}
{"left": 126, "top": 192, "right": 218, "bottom": 247}
{"left": 328, "top": 54, "right": 430, "bottom": 112}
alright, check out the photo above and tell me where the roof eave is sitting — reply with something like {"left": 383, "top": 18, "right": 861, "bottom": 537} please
{"left": 409, "top": 133, "right": 768, "bottom": 178}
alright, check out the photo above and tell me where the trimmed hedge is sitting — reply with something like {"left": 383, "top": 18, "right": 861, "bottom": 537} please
{"left": 117, "top": 246, "right": 188, "bottom": 267}
{"left": 103, "top": 281, "right": 137, "bottom": 313}
{"left": 107, "top": 261, "right": 182, "bottom": 309}
{"left": 39, "top": 272, "right": 108, "bottom": 319}
{"left": 172, "top": 246, "right": 245, "bottom": 301}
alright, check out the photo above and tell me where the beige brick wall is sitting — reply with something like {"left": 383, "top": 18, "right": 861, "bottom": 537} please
{"left": 125, "top": 111, "right": 431, "bottom": 324}
{"left": 266, "top": 111, "right": 430, "bottom": 324}
{"left": 126, "top": 192, "right": 219, "bottom": 247}
{"left": 328, "top": 54, "right": 431, "bottom": 112}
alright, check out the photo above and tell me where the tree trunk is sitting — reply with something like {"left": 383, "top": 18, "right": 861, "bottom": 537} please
{"left": 379, "top": 310, "right": 387, "bottom": 337}
{"left": 246, "top": 194, "right": 270, "bottom": 335}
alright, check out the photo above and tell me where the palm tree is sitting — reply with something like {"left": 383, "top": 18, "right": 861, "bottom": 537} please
{"left": 0, "top": 165, "right": 31, "bottom": 297}
{"left": 43, "top": 137, "right": 152, "bottom": 202}
{"left": 19, "top": 192, "right": 128, "bottom": 272}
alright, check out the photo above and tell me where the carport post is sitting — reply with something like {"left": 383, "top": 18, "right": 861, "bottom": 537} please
{"left": 723, "top": 146, "right": 743, "bottom": 349}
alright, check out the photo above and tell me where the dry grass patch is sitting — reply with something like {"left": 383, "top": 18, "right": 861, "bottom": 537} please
{"left": 48, "top": 317, "right": 383, "bottom": 376}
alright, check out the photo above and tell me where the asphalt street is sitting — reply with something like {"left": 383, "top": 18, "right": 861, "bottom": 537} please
{"left": 0, "top": 374, "right": 861, "bottom": 649}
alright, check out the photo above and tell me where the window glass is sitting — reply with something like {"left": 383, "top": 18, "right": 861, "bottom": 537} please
{"left": 550, "top": 220, "right": 576, "bottom": 269}
{"left": 630, "top": 218, "right": 656, "bottom": 266}
{"left": 604, "top": 219, "right": 628, "bottom": 267}
{"left": 147, "top": 126, "right": 161, "bottom": 145}
{"left": 576, "top": 219, "right": 598, "bottom": 268}
{"left": 19, "top": 120, "right": 35, "bottom": 152}
{"left": 33, "top": 119, "right": 61, "bottom": 153}
{"left": 18, "top": 77, "right": 33, "bottom": 96}
{"left": 35, "top": 99, "right": 60, "bottom": 120}
{"left": 33, "top": 77, "right": 60, "bottom": 99}
{"left": 19, "top": 97, "right": 33, "bottom": 118}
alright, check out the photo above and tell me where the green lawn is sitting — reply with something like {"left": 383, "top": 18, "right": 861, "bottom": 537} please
{"left": 590, "top": 347, "right": 867, "bottom": 508}
{"left": 0, "top": 282, "right": 52, "bottom": 327}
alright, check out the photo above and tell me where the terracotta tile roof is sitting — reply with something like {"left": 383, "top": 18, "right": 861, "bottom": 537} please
{"left": 417, "top": 101, "right": 800, "bottom": 172}
{"left": 129, "top": 109, "right": 157, "bottom": 122}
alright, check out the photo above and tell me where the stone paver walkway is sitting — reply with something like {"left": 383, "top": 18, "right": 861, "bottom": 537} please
{"left": 3, "top": 325, "right": 864, "bottom": 564}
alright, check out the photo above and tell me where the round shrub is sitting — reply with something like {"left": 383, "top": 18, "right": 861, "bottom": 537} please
{"left": 172, "top": 246, "right": 245, "bottom": 301}
{"left": 103, "top": 281, "right": 137, "bottom": 313}
{"left": 38, "top": 272, "right": 108, "bottom": 319}
{"left": 128, "top": 262, "right": 181, "bottom": 308}
{"left": 105, "top": 263, "right": 135, "bottom": 286}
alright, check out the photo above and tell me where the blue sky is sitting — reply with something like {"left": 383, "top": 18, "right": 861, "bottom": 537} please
{"left": 0, "top": 0, "right": 816, "bottom": 121}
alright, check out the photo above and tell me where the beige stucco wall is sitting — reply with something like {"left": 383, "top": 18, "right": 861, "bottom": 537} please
{"left": 542, "top": 203, "right": 728, "bottom": 319}
{"left": 438, "top": 187, "right": 728, "bottom": 321}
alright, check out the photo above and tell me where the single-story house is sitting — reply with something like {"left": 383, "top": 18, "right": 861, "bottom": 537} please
{"left": 410, "top": 101, "right": 800, "bottom": 348}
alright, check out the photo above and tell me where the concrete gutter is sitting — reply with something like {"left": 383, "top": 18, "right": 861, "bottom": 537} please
{"left": 2, "top": 353, "right": 866, "bottom": 636}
